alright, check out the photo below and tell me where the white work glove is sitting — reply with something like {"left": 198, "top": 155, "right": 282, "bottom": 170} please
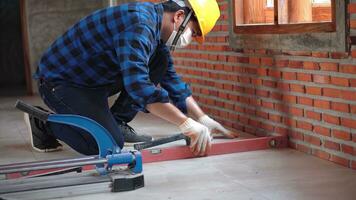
{"left": 179, "top": 118, "right": 212, "bottom": 156}
{"left": 198, "top": 115, "right": 239, "bottom": 139}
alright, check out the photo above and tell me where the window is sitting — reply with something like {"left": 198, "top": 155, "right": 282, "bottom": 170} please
{"left": 312, "top": 0, "right": 331, "bottom": 4}
{"left": 228, "top": 1, "right": 347, "bottom": 52}
{"left": 233, "top": 0, "right": 335, "bottom": 34}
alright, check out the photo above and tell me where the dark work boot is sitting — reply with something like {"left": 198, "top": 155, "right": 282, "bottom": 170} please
{"left": 24, "top": 107, "right": 62, "bottom": 152}
{"left": 117, "top": 121, "right": 153, "bottom": 144}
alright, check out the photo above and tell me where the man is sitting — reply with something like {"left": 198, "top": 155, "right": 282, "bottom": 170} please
{"left": 26, "top": 0, "right": 237, "bottom": 156}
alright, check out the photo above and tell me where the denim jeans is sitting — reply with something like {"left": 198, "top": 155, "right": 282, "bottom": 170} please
{"left": 38, "top": 45, "right": 169, "bottom": 155}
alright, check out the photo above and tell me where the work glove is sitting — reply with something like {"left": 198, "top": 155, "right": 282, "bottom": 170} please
{"left": 198, "top": 115, "right": 239, "bottom": 139}
{"left": 179, "top": 118, "right": 212, "bottom": 156}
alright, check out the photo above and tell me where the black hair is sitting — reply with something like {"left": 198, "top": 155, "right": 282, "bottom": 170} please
{"left": 162, "top": 0, "right": 191, "bottom": 15}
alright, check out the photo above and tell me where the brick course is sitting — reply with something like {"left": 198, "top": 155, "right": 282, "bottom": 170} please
{"left": 173, "top": 1, "right": 356, "bottom": 169}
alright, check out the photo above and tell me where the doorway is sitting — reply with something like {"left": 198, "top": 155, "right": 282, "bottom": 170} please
{"left": 0, "top": 0, "right": 28, "bottom": 96}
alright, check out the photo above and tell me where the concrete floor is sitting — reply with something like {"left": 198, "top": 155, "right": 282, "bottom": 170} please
{"left": 0, "top": 95, "right": 355, "bottom": 200}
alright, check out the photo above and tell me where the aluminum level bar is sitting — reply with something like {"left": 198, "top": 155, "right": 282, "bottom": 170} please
{"left": 0, "top": 156, "right": 98, "bottom": 171}
{"left": 0, "top": 158, "right": 107, "bottom": 174}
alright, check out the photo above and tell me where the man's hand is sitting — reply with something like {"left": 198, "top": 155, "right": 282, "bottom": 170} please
{"left": 179, "top": 118, "right": 211, "bottom": 156}
{"left": 198, "top": 115, "right": 239, "bottom": 139}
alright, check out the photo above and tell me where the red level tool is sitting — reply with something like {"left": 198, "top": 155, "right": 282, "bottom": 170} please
{"left": 5, "top": 135, "right": 287, "bottom": 179}
{"left": 142, "top": 135, "right": 287, "bottom": 163}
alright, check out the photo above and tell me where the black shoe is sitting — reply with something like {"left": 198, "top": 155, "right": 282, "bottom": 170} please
{"left": 24, "top": 107, "right": 63, "bottom": 152}
{"left": 117, "top": 121, "right": 153, "bottom": 144}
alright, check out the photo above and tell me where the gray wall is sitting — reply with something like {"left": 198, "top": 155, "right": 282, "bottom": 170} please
{"left": 110, "top": 0, "right": 137, "bottom": 6}
{"left": 25, "top": 0, "right": 107, "bottom": 93}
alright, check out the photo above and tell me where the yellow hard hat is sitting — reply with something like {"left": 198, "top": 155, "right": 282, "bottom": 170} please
{"left": 187, "top": 0, "right": 220, "bottom": 44}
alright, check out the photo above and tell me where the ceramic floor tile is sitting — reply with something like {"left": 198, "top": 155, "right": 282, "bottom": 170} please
{"left": 1, "top": 95, "right": 355, "bottom": 200}
{"left": 6, "top": 150, "right": 354, "bottom": 200}
{"left": 0, "top": 138, "right": 35, "bottom": 165}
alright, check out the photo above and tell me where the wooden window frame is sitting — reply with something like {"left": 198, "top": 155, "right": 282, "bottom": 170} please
{"left": 233, "top": 0, "right": 336, "bottom": 34}
{"left": 20, "top": 0, "right": 33, "bottom": 95}
{"left": 228, "top": 0, "right": 347, "bottom": 52}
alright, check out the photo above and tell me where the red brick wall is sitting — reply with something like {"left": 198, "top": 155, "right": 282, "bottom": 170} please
{"left": 172, "top": 0, "right": 356, "bottom": 169}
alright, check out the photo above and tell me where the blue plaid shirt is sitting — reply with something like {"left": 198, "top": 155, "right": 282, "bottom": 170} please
{"left": 35, "top": 2, "right": 192, "bottom": 113}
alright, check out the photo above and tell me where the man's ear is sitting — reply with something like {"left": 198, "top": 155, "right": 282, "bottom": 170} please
{"left": 173, "top": 9, "right": 185, "bottom": 23}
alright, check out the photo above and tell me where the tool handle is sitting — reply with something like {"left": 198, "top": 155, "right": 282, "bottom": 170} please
{"left": 15, "top": 100, "right": 50, "bottom": 121}
{"left": 134, "top": 133, "right": 189, "bottom": 151}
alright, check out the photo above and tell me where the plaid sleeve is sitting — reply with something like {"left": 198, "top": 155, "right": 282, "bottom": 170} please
{"left": 116, "top": 23, "right": 170, "bottom": 112}
{"left": 160, "top": 46, "right": 192, "bottom": 114}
